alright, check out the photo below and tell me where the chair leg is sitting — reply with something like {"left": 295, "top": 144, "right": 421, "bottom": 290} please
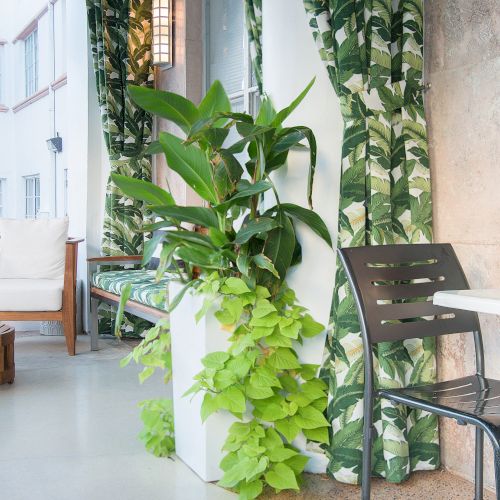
{"left": 90, "top": 297, "right": 99, "bottom": 351}
{"left": 361, "top": 399, "right": 374, "bottom": 499}
{"left": 62, "top": 307, "right": 76, "bottom": 356}
{"left": 475, "top": 427, "right": 484, "bottom": 500}
{"left": 494, "top": 445, "right": 500, "bottom": 500}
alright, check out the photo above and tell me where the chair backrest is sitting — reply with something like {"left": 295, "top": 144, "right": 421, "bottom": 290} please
{"left": 0, "top": 218, "right": 69, "bottom": 280}
{"left": 338, "top": 243, "right": 481, "bottom": 345}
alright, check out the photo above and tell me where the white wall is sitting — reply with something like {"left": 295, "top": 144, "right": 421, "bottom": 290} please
{"left": 262, "top": 0, "right": 341, "bottom": 343}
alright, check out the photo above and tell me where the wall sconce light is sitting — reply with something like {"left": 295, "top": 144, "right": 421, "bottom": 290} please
{"left": 46, "top": 134, "right": 63, "bottom": 153}
{"left": 152, "top": 0, "right": 173, "bottom": 67}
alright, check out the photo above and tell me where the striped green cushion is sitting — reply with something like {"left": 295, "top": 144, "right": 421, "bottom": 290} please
{"left": 92, "top": 270, "right": 173, "bottom": 311}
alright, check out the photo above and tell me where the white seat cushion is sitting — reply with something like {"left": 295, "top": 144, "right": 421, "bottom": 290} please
{"left": 0, "top": 218, "right": 69, "bottom": 280}
{"left": 0, "top": 279, "right": 63, "bottom": 311}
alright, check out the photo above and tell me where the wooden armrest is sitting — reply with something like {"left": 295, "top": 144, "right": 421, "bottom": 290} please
{"left": 87, "top": 255, "right": 143, "bottom": 264}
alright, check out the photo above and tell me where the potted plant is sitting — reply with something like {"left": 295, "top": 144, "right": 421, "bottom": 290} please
{"left": 113, "top": 79, "right": 333, "bottom": 499}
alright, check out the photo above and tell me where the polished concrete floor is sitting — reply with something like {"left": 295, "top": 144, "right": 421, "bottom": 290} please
{"left": 0, "top": 333, "right": 492, "bottom": 500}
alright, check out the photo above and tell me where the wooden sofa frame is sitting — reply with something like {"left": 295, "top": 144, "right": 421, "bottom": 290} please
{"left": 87, "top": 255, "right": 169, "bottom": 351}
{"left": 0, "top": 238, "right": 84, "bottom": 356}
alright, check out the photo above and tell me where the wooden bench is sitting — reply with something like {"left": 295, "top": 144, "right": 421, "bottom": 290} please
{"left": 0, "top": 324, "right": 15, "bottom": 384}
{"left": 87, "top": 256, "right": 170, "bottom": 350}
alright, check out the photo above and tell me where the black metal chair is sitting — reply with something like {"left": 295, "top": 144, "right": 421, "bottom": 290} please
{"left": 338, "top": 243, "right": 500, "bottom": 500}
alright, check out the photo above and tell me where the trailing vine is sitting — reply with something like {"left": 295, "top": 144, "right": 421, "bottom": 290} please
{"left": 185, "top": 275, "right": 329, "bottom": 498}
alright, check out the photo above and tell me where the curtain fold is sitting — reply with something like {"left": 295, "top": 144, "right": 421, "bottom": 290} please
{"left": 244, "top": 0, "right": 263, "bottom": 94}
{"left": 303, "top": 0, "right": 438, "bottom": 484}
{"left": 87, "top": 0, "right": 154, "bottom": 337}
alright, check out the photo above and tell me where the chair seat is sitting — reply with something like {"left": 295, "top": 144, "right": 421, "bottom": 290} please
{"left": 0, "top": 279, "right": 63, "bottom": 311}
{"left": 92, "top": 270, "right": 173, "bottom": 311}
{"left": 379, "top": 375, "right": 500, "bottom": 427}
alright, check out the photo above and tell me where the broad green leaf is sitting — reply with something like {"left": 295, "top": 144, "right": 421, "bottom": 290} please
{"left": 267, "top": 447, "right": 298, "bottom": 463}
{"left": 142, "top": 232, "right": 164, "bottom": 266}
{"left": 255, "top": 97, "right": 277, "bottom": 126}
{"left": 144, "top": 140, "right": 163, "bottom": 155}
{"left": 234, "top": 217, "right": 280, "bottom": 245}
{"left": 300, "top": 314, "right": 325, "bottom": 337}
{"left": 293, "top": 406, "right": 329, "bottom": 429}
{"left": 218, "top": 457, "right": 255, "bottom": 488}
{"left": 221, "top": 277, "right": 251, "bottom": 295}
{"left": 167, "top": 279, "right": 198, "bottom": 312}
{"left": 268, "top": 348, "right": 301, "bottom": 370}
{"left": 252, "top": 299, "right": 277, "bottom": 318}
{"left": 253, "top": 254, "right": 280, "bottom": 278}
{"left": 111, "top": 173, "right": 175, "bottom": 206}
{"left": 284, "top": 454, "right": 309, "bottom": 474}
{"left": 128, "top": 85, "right": 200, "bottom": 133}
{"left": 239, "top": 479, "right": 263, "bottom": 500}
{"left": 280, "top": 203, "right": 332, "bottom": 247}
{"left": 148, "top": 205, "right": 219, "bottom": 228}
{"left": 262, "top": 211, "right": 295, "bottom": 285}
{"left": 218, "top": 386, "right": 246, "bottom": 414}
{"left": 201, "top": 393, "right": 220, "bottom": 422}
{"left": 114, "top": 283, "right": 132, "bottom": 338}
{"left": 250, "top": 366, "right": 282, "bottom": 388}
{"left": 264, "top": 463, "right": 299, "bottom": 491}
{"left": 202, "top": 351, "right": 230, "bottom": 369}
{"left": 159, "top": 132, "right": 218, "bottom": 204}
{"left": 272, "top": 77, "right": 315, "bottom": 128}
{"left": 303, "top": 426, "right": 329, "bottom": 444}
{"left": 246, "top": 384, "right": 275, "bottom": 400}
{"left": 198, "top": 80, "right": 231, "bottom": 120}
{"left": 275, "top": 418, "right": 301, "bottom": 443}
{"left": 217, "top": 180, "right": 272, "bottom": 212}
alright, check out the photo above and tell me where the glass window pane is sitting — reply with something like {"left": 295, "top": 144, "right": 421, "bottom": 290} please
{"left": 207, "top": 0, "right": 244, "bottom": 95}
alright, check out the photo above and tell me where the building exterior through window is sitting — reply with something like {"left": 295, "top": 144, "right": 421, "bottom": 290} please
{"left": 24, "top": 174, "right": 40, "bottom": 219}
{"left": 24, "top": 28, "right": 38, "bottom": 97}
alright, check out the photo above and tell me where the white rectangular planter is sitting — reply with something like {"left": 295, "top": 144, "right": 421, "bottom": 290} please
{"left": 169, "top": 281, "right": 329, "bottom": 481}
{"left": 169, "top": 281, "right": 236, "bottom": 482}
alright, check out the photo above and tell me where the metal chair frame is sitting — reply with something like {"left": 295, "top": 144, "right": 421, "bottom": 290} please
{"left": 338, "top": 243, "right": 500, "bottom": 500}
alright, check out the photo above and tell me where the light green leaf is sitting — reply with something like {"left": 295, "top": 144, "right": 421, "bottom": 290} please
{"left": 202, "top": 351, "right": 230, "bottom": 369}
{"left": 264, "top": 463, "right": 299, "bottom": 491}
{"left": 293, "top": 406, "right": 329, "bottom": 429}
{"left": 268, "top": 348, "right": 301, "bottom": 370}
{"left": 221, "top": 277, "right": 251, "bottom": 295}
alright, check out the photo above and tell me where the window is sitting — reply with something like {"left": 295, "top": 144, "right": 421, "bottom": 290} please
{"left": 206, "top": 0, "right": 259, "bottom": 116}
{"left": 0, "top": 179, "right": 5, "bottom": 217}
{"left": 24, "top": 29, "right": 38, "bottom": 97}
{"left": 24, "top": 175, "right": 40, "bottom": 218}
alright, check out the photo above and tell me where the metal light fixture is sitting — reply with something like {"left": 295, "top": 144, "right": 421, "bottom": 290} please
{"left": 152, "top": 0, "right": 173, "bottom": 67}
{"left": 46, "top": 134, "right": 63, "bottom": 153}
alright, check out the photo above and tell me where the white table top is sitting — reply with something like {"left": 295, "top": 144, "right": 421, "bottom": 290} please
{"left": 433, "top": 289, "right": 500, "bottom": 315}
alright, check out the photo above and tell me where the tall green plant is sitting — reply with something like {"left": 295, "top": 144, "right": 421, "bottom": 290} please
{"left": 115, "top": 80, "right": 333, "bottom": 499}
{"left": 113, "top": 78, "right": 331, "bottom": 296}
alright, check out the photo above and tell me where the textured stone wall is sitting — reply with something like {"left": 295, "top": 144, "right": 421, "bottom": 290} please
{"left": 425, "top": 0, "right": 500, "bottom": 490}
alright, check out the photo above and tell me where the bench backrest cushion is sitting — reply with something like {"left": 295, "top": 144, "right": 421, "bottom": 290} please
{"left": 0, "top": 218, "right": 69, "bottom": 280}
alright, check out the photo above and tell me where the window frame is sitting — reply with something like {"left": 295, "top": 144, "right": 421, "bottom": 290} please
{"left": 24, "top": 174, "right": 40, "bottom": 219}
{"left": 24, "top": 28, "right": 38, "bottom": 98}
{"left": 204, "top": 0, "right": 259, "bottom": 116}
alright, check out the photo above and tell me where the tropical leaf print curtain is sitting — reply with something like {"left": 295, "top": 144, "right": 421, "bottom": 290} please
{"left": 303, "top": 0, "right": 438, "bottom": 484}
{"left": 244, "top": 0, "right": 263, "bottom": 94}
{"left": 87, "top": 0, "right": 154, "bottom": 337}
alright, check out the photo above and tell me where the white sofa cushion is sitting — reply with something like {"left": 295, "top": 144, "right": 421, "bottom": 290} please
{"left": 0, "top": 279, "right": 63, "bottom": 311}
{"left": 0, "top": 218, "right": 69, "bottom": 279}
